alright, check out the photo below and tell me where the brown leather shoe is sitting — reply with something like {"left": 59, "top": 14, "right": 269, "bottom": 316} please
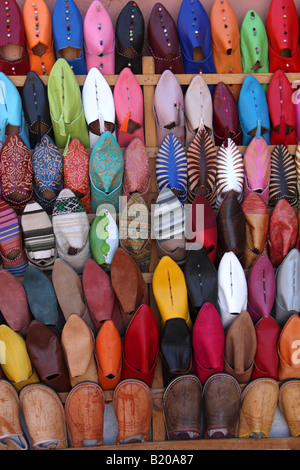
{"left": 202, "top": 373, "right": 241, "bottom": 439}
{"left": 111, "top": 248, "right": 148, "bottom": 327}
{"left": 65, "top": 381, "right": 105, "bottom": 447}
{"left": 0, "top": 379, "right": 28, "bottom": 450}
{"left": 279, "top": 380, "right": 300, "bottom": 437}
{"left": 113, "top": 379, "right": 152, "bottom": 444}
{"left": 61, "top": 314, "right": 98, "bottom": 387}
{"left": 163, "top": 375, "right": 202, "bottom": 440}
{"left": 26, "top": 320, "right": 71, "bottom": 393}
{"left": 238, "top": 378, "right": 279, "bottom": 438}
{"left": 224, "top": 311, "right": 257, "bottom": 383}
{"left": 19, "top": 383, "right": 68, "bottom": 449}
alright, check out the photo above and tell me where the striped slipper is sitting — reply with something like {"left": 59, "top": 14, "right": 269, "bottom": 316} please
{"left": 21, "top": 201, "right": 56, "bottom": 271}
{"left": 0, "top": 199, "right": 28, "bottom": 277}
{"left": 269, "top": 144, "right": 298, "bottom": 208}
{"left": 243, "top": 136, "right": 271, "bottom": 206}
{"left": 153, "top": 187, "right": 186, "bottom": 265}
{"left": 119, "top": 192, "right": 151, "bottom": 273}
{"left": 187, "top": 121, "right": 217, "bottom": 207}
{"left": 215, "top": 138, "right": 244, "bottom": 210}
{"left": 52, "top": 189, "right": 91, "bottom": 274}
{"left": 156, "top": 134, "right": 187, "bottom": 204}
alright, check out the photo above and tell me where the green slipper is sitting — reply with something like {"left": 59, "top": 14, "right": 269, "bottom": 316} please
{"left": 47, "top": 58, "right": 89, "bottom": 151}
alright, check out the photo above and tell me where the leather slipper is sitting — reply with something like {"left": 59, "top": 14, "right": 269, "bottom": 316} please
{"left": 203, "top": 373, "right": 241, "bottom": 439}
{"left": 121, "top": 304, "right": 159, "bottom": 387}
{"left": 163, "top": 375, "right": 202, "bottom": 441}
{"left": 113, "top": 379, "right": 152, "bottom": 444}
{"left": 19, "top": 383, "right": 68, "bottom": 449}
{"left": 275, "top": 248, "right": 300, "bottom": 328}
{"left": 95, "top": 319, "right": 122, "bottom": 390}
{"left": 0, "top": 379, "right": 28, "bottom": 450}
{"left": 238, "top": 378, "right": 279, "bottom": 438}
{"left": 251, "top": 317, "right": 280, "bottom": 381}
{"left": 224, "top": 310, "right": 257, "bottom": 383}
{"left": 65, "top": 381, "right": 105, "bottom": 447}
{"left": 243, "top": 136, "right": 271, "bottom": 206}
{"left": 279, "top": 380, "right": 300, "bottom": 437}
{"left": 26, "top": 320, "right": 71, "bottom": 393}
{"left": 278, "top": 314, "right": 300, "bottom": 381}
{"left": 61, "top": 314, "right": 98, "bottom": 387}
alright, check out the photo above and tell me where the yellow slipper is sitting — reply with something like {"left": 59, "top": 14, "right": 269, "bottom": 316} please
{"left": 0, "top": 325, "right": 39, "bottom": 392}
{"left": 152, "top": 256, "right": 192, "bottom": 329}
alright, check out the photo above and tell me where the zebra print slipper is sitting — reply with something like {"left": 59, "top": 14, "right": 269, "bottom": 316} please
{"left": 215, "top": 138, "right": 244, "bottom": 210}
{"left": 156, "top": 134, "right": 187, "bottom": 204}
{"left": 186, "top": 121, "right": 217, "bottom": 207}
{"left": 269, "top": 144, "right": 298, "bottom": 208}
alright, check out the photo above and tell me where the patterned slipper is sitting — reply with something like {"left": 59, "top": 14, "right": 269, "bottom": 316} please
{"left": 187, "top": 121, "right": 217, "bottom": 207}
{"left": 52, "top": 188, "right": 91, "bottom": 274}
{"left": 32, "top": 135, "right": 63, "bottom": 214}
{"left": 64, "top": 138, "right": 91, "bottom": 214}
{"left": 21, "top": 200, "right": 56, "bottom": 270}
{"left": 269, "top": 144, "right": 298, "bottom": 207}
{"left": 215, "top": 138, "right": 244, "bottom": 209}
{"left": 0, "top": 199, "right": 28, "bottom": 277}
{"left": 156, "top": 134, "right": 187, "bottom": 204}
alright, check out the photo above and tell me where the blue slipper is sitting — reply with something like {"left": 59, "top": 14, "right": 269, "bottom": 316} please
{"left": 52, "top": 0, "right": 87, "bottom": 75}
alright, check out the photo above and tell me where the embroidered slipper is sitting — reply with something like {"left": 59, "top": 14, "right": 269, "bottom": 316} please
{"left": 269, "top": 144, "right": 298, "bottom": 207}
{"left": 21, "top": 200, "right": 56, "bottom": 270}
{"left": 32, "top": 135, "right": 63, "bottom": 214}
{"left": 0, "top": 133, "right": 33, "bottom": 214}
{"left": 215, "top": 138, "right": 244, "bottom": 210}
{"left": 153, "top": 69, "right": 185, "bottom": 148}
{"left": 156, "top": 133, "right": 187, "bottom": 204}
{"left": 82, "top": 67, "right": 115, "bottom": 148}
{"left": 52, "top": 188, "right": 91, "bottom": 274}
{"left": 64, "top": 138, "right": 91, "bottom": 214}
{"left": 89, "top": 131, "right": 124, "bottom": 213}
{"left": 0, "top": 199, "right": 28, "bottom": 277}
{"left": 243, "top": 136, "right": 271, "bottom": 205}
{"left": 89, "top": 206, "right": 119, "bottom": 270}
{"left": 187, "top": 120, "right": 217, "bottom": 206}
{"left": 119, "top": 192, "right": 151, "bottom": 273}
{"left": 153, "top": 188, "right": 186, "bottom": 265}
{"left": 123, "top": 137, "right": 150, "bottom": 202}
{"left": 114, "top": 67, "right": 144, "bottom": 148}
